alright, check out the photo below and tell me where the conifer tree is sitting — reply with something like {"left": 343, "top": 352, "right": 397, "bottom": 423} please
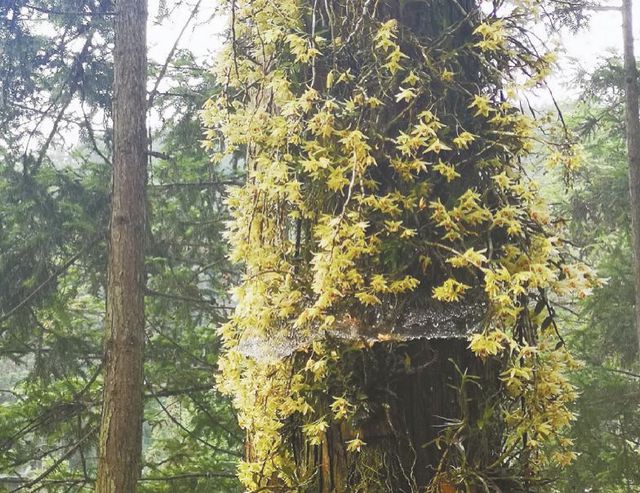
{"left": 95, "top": 0, "right": 148, "bottom": 491}
{"left": 0, "top": 2, "right": 241, "bottom": 491}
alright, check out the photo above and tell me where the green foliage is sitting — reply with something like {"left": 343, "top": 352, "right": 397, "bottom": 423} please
{"left": 0, "top": 1, "right": 242, "bottom": 490}
{"left": 551, "top": 57, "right": 640, "bottom": 492}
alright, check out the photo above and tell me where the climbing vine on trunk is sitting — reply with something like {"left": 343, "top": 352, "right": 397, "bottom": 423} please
{"left": 203, "top": 0, "right": 596, "bottom": 490}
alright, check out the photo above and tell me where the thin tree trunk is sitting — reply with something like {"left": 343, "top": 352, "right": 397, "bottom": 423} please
{"left": 95, "top": 0, "right": 148, "bottom": 491}
{"left": 622, "top": 0, "right": 640, "bottom": 354}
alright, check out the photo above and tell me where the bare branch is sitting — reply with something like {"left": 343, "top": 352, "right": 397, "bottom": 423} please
{"left": 148, "top": 0, "right": 203, "bottom": 109}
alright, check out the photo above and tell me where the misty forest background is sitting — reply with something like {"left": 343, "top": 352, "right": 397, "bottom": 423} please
{"left": 0, "top": 1, "right": 639, "bottom": 492}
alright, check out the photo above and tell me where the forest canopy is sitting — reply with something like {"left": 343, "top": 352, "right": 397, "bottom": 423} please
{"left": 0, "top": 0, "right": 639, "bottom": 492}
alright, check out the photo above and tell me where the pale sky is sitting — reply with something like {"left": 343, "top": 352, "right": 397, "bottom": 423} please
{"left": 147, "top": 1, "right": 223, "bottom": 68}
{"left": 145, "top": 1, "right": 640, "bottom": 113}
{"left": 548, "top": 4, "right": 640, "bottom": 104}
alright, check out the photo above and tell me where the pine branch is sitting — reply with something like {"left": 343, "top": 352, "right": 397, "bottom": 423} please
{"left": 10, "top": 427, "right": 97, "bottom": 492}
{"left": 22, "top": 4, "right": 115, "bottom": 16}
{"left": 0, "top": 235, "right": 102, "bottom": 326}
{"left": 139, "top": 472, "right": 237, "bottom": 481}
{"left": 145, "top": 385, "right": 213, "bottom": 398}
{"left": 146, "top": 381, "right": 243, "bottom": 458}
{"left": 144, "top": 288, "right": 233, "bottom": 310}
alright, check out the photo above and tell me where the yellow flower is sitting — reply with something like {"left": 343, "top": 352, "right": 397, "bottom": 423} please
{"left": 433, "top": 161, "right": 460, "bottom": 181}
{"left": 469, "top": 94, "right": 492, "bottom": 117}
{"left": 469, "top": 332, "right": 504, "bottom": 360}
{"left": 433, "top": 278, "right": 470, "bottom": 302}
{"left": 395, "top": 87, "right": 417, "bottom": 103}
{"left": 346, "top": 436, "right": 366, "bottom": 452}
{"left": 453, "top": 131, "right": 476, "bottom": 149}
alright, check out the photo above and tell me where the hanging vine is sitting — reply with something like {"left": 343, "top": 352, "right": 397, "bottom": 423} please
{"left": 202, "top": 0, "right": 596, "bottom": 491}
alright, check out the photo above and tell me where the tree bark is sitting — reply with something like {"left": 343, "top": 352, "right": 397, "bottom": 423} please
{"left": 622, "top": 0, "right": 640, "bottom": 354}
{"left": 95, "top": 0, "right": 148, "bottom": 491}
{"left": 240, "top": 1, "right": 501, "bottom": 490}
{"left": 273, "top": 340, "right": 500, "bottom": 492}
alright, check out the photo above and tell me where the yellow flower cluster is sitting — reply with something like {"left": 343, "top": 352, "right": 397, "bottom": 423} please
{"left": 202, "top": 0, "right": 597, "bottom": 489}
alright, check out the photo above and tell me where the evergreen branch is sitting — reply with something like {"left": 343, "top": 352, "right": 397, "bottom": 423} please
{"left": 145, "top": 385, "right": 213, "bottom": 398}
{"left": 0, "top": 236, "right": 102, "bottom": 326}
{"left": 187, "top": 393, "right": 243, "bottom": 442}
{"left": 585, "top": 362, "right": 640, "bottom": 379}
{"left": 147, "top": 150, "right": 175, "bottom": 162}
{"left": 26, "top": 31, "right": 96, "bottom": 171}
{"left": 139, "top": 472, "right": 237, "bottom": 481}
{"left": 147, "top": 321, "right": 216, "bottom": 368}
{"left": 148, "top": 180, "right": 231, "bottom": 189}
{"left": 144, "top": 288, "right": 233, "bottom": 310}
{"left": 22, "top": 4, "right": 115, "bottom": 16}
{"left": 146, "top": 381, "right": 243, "bottom": 458}
{"left": 0, "top": 478, "right": 87, "bottom": 486}
{"left": 81, "top": 103, "right": 111, "bottom": 166}
{"left": 0, "top": 471, "right": 236, "bottom": 486}
{"left": 10, "top": 427, "right": 97, "bottom": 492}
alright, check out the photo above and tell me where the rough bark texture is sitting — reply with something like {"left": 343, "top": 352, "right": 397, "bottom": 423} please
{"left": 95, "top": 0, "right": 148, "bottom": 491}
{"left": 248, "top": 339, "right": 500, "bottom": 492}
{"left": 241, "top": 2, "right": 502, "bottom": 491}
{"left": 319, "top": 340, "right": 499, "bottom": 492}
{"left": 622, "top": 0, "right": 640, "bottom": 354}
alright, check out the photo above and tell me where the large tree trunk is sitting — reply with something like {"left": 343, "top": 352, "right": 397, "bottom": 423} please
{"left": 239, "top": 2, "right": 502, "bottom": 491}
{"left": 622, "top": 0, "right": 640, "bottom": 354}
{"left": 95, "top": 0, "right": 148, "bottom": 491}
{"left": 267, "top": 339, "right": 500, "bottom": 493}
{"left": 223, "top": 0, "right": 548, "bottom": 490}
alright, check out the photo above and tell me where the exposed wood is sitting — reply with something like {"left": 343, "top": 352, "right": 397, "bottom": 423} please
{"left": 95, "top": 0, "right": 148, "bottom": 490}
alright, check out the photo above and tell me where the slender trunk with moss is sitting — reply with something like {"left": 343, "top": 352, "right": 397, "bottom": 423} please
{"left": 95, "top": 0, "right": 148, "bottom": 491}
{"left": 622, "top": 0, "right": 640, "bottom": 354}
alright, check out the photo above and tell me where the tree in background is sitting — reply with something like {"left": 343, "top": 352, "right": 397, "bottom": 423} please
{"left": 95, "top": 0, "right": 148, "bottom": 490}
{"left": 0, "top": 1, "right": 242, "bottom": 491}
{"left": 621, "top": 0, "right": 640, "bottom": 353}
{"left": 551, "top": 56, "right": 640, "bottom": 493}
{"left": 205, "top": 0, "right": 594, "bottom": 491}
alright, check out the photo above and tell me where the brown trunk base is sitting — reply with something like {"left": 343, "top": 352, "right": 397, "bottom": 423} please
{"left": 250, "top": 338, "right": 501, "bottom": 492}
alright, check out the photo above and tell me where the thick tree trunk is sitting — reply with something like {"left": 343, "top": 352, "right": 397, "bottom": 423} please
{"left": 279, "top": 339, "right": 500, "bottom": 492}
{"left": 292, "top": 2, "right": 493, "bottom": 490}
{"left": 240, "top": 2, "right": 500, "bottom": 491}
{"left": 244, "top": 340, "right": 500, "bottom": 492}
{"left": 95, "top": 0, "right": 148, "bottom": 491}
{"left": 622, "top": 0, "right": 640, "bottom": 354}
